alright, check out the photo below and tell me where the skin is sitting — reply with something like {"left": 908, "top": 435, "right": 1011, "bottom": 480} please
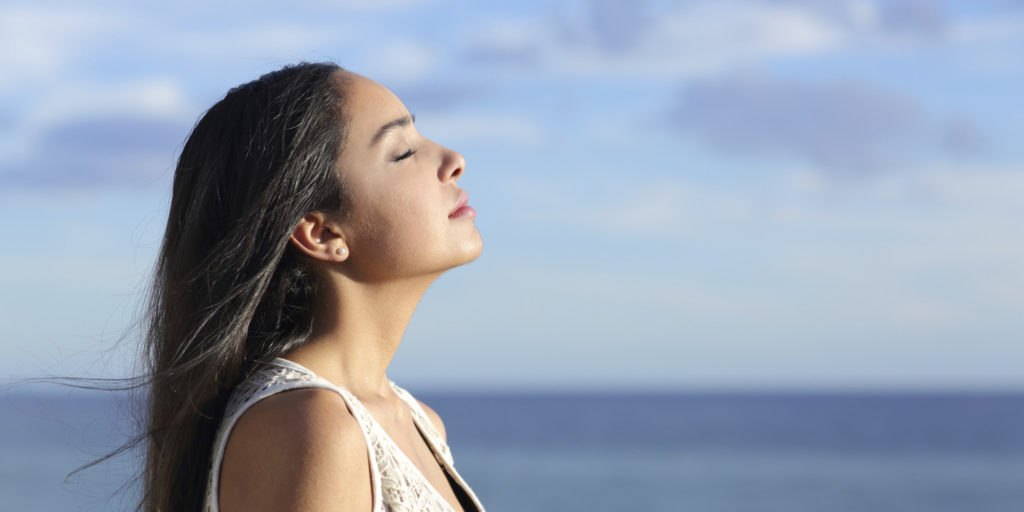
{"left": 219, "top": 70, "right": 482, "bottom": 511}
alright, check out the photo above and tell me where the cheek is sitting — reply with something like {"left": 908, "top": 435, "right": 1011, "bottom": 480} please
{"left": 363, "top": 184, "right": 441, "bottom": 251}
{"left": 394, "top": 187, "right": 444, "bottom": 238}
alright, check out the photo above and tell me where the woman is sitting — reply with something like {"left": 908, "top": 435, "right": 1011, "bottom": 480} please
{"left": 143, "top": 61, "right": 485, "bottom": 511}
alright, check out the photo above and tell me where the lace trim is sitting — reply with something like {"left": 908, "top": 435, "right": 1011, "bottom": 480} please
{"left": 204, "top": 360, "right": 485, "bottom": 512}
{"left": 326, "top": 381, "right": 455, "bottom": 510}
{"left": 390, "top": 383, "right": 487, "bottom": 510}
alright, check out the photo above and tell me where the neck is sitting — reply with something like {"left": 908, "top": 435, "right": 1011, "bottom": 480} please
{"left": 284, "top": 271, "right": 437, "bottom": 400}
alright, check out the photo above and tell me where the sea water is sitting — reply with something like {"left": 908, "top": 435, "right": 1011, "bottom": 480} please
{"left": 2, "top": 390, "right": 1022, "bottom": 511}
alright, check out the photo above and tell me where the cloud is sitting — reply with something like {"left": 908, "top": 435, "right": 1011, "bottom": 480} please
{"left": 0, "top": 77, "right": 195, "bottom": 189}
{"left": 950, "top": 12, "right": 1024, "bottom": 44}
{"left": 939, "top": 114, "right": 987, "bottom": 154}
{"left": 497, "top": 172, "right": 759, "bottom": 240}
{"left": 416, "top": 113, "right": 545, "bottom": 148}
{"left": 875, "top": 0, "right": 948, "bottom": 39}
{"left": 461, "top": 0, "right": 845, "bottom": 79}
{"left": 0, "top": 3, "right": 370, "bottom": 96}
{"left": 0, "top": 115, "right": 185, "bottom": 190}
{"left": 289, "top": 0, "right": 437, "bottom": 8}
{"left": 460, "top": 20, "right": 546, "bottom": 70}
{"left": 156, "top": 23, "right": 353, "bottom": 61}
{"left": 481, "top": 163, "right": 1024, "bottom": 388}
{"left": 567, "top": 0, "right": 656, "bottom": 53}
{"left": 355, "top": 42, "right": 440, "bottom": 86}
{"left": 0, "top": 5, "right": 132, "bottom": 93}
{"left": 661, "top": 71, "right": 965, "bottom": 174}
{"left": 769, "top": 0, "right": 950, "bottom": 38}
{"left": 391, "top": 81, "right": 497, "bottom": 111}
{"left": 884, "top": 164, "right": 1024, "bottom": 206}
{"left": 21, "top": 77, "right": 194, "bottom": 131}
{"left": 460, "top": 0, "right": 1024, "bottom": 81}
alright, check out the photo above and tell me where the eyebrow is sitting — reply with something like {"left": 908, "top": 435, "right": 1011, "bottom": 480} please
{"left": 369, "top": 113, "right": 416, "bottom": 148}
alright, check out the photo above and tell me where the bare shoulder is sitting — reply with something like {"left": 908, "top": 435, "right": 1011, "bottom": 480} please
{"left": 219, "top": 387, "right": 372, "bottom": 512}
{"left": 414, "top": 397, "right": 447, "bottom": 442}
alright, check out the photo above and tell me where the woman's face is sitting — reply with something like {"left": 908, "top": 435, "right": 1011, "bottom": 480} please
{"left": 330, "top": 71, "right": 482, "bottom": 281}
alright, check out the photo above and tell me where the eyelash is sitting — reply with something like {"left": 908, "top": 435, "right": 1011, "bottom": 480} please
{"left": 393, "top": 149, "right": 416, "bottom": 162}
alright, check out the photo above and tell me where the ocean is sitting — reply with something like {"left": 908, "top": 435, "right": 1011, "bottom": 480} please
{"left": 2, "top": 389, "right": 1022, "bottom": 511}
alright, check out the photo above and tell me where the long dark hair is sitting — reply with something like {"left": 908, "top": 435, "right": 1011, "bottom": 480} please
{"left": 43, "top": 61, "right": 357, "bottom": 511}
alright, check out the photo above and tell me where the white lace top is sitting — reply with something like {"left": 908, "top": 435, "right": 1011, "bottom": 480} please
{"left": 204, "top": 357, "right": 486, "bottom": 511}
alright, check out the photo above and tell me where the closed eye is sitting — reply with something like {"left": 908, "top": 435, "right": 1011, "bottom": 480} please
{"left": 393, "top": 148, "right": 416, "bottom": 162}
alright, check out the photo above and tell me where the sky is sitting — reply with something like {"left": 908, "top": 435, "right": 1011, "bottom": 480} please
{"left": 1, "top": 0, "right": 1022, "bottom": 392}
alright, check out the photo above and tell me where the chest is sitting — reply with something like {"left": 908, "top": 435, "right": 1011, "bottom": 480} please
{"left": 367, "top": 409, "right": 469, "bottom": 512}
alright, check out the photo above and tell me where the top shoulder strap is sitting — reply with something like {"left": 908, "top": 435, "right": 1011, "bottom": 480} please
{"left": 389, "top": 382, "right": 454, "bottom": 466}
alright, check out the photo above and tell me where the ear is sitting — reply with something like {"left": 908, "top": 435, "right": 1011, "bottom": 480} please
{"left": 289, "top": 211, "right": 349, "bottom": 262}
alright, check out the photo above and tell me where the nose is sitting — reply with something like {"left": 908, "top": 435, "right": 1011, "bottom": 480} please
{"left": 441, "top": 147, "right": 465, "bottom": 182}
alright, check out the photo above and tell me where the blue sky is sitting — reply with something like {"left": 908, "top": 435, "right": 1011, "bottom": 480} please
{"left": 1, "top": 0, "right": 1022, "bottom": 391}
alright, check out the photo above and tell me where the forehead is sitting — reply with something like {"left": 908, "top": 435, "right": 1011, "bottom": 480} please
{"left": 343, "top": 73, "right": 407, "bottom": 130}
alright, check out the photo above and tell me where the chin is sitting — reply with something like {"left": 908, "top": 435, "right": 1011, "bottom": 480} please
{"left": 452, "top": 233, "right": 484, "bottom": 266}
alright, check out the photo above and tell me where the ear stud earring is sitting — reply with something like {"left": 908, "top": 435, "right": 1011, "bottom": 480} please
{"left": 336, "top": 247, "right": 347, "bottom": 256}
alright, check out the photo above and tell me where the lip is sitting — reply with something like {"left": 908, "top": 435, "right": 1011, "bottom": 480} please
{"left": 448, "top": 190, "right": 469, "bottom": 217}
